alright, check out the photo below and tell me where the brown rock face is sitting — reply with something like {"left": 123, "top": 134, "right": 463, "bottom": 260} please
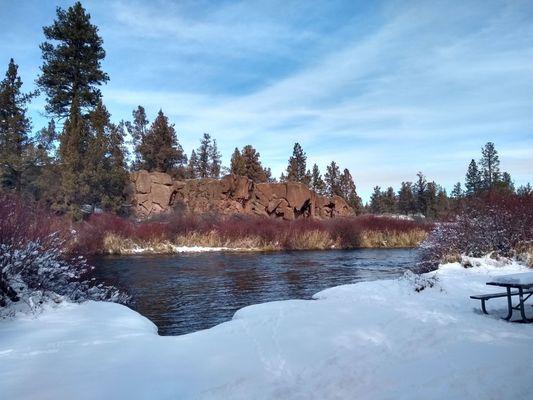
{"left": 130, "top": 171, "right": 353, "bottom": 219}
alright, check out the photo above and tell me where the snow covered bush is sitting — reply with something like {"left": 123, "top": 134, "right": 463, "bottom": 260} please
{"left": 419, "top": 192, "right": 533, "bottom": 271}
{"left": 0, "top": 194, "right": 128, "bottom": 316}
{"left": 401, "top": 270, "right": 439, "bottom": 292}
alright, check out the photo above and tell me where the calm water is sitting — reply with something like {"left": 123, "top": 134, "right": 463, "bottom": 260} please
{"left": 92, "top": 249, "right": 419, "bottom": 336}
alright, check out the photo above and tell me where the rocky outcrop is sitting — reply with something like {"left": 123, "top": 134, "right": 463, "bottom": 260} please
{"left": 130, "top": 171, "right": 353, "bottom": 220}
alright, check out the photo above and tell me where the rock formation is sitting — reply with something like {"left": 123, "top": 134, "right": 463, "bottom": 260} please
{"left": 129, "top": 171, "right": 353, "bottom": 220}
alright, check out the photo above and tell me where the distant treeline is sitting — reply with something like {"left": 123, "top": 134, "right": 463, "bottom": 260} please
{"left": 367, "top": 142, "right": 527, "bottom": 219}
{"left": 0, "top": 2, "right": 529, "bottom": 220}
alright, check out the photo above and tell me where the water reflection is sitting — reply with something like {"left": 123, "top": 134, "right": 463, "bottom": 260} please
{"left": 92, "top": 248, "right": 418, "bottom": 336}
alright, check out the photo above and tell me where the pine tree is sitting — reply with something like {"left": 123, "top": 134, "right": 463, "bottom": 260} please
{"left": 382, "top": 186, "right": 397, "bottom": 213}
{"left": 187, "top": 150, "right": 198, "bottom": 179}
{"left": 397, "top": 182, "right": 415, "bottom": 215}
{"left": 209, "top": 139, "right": 221, "bottom": 178}
{"left": 414, "top": 172, "right": 427, "bottom": 215}
{"left": 435, "top": 187, "right": 449, "bottom": 217}
{"left": 370, "top": 186, "right": 384, "bottom": 214}
{"left": 425, "top": 181, "right": 438, "bottom": 218}
{"left": 138, "top": 110, "right": 186, "bottom": 173}
{"left": 310, "top": 163, "right": 325, "bottom": 195}
{"left": 37, "top": 2, "right": 109, "bottom": 118}
{"left": 465, "top": 159, "right": 482, "bottom": 196}
{"left": 196, "top": 133, "right": 211, "bottom": 178}
{"left": 264, "top": 167, "right": 275, "bottom": 183}
{"left": 101, "top": 121, "right": 128, "bottom": 212}
{"left": 498, "top": 171, "right": 514, "bottom": 193}
{"left": 324, "top": 161, "right": 341, "bottom": 197}
{"left": 0, "top": 59, "right": 36, "bottom": 191}
{"left": 84, "top": 101, "right": 108, "bottom": 207}
{"left": 84, "top": 101, "right": 128, "bottom": 212}
{"left": 480, "top": 142, "right": 500, "bottom": 190}
{"left": 241, "top": 145, "right": 268, "bottom": 182}
{"left": 451, "top": 182, "right": 463, "bottom": 198}
{"left": 285, "top": 143, "right": 309, "bottom": 184}
{"left": 55, "top": 99, "right": 91, "bottom": 217}
{"left": 230, "top": 147, "right": 246, "bottom": 176}
{"left": 517, "top": 183, "right": 532, "bottom": 196}
{"left": 125, "top": 105, "right": 149, "bottom": 169}
{"left": 35, "top": 119, "right": 57, "bottom": 156}
{"left": 339, "top": 168, "right": 362, "bottom": 212}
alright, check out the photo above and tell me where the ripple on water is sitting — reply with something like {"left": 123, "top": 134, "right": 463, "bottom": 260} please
{"left": 91, "top": 248, "right": 419, "bottom": 335}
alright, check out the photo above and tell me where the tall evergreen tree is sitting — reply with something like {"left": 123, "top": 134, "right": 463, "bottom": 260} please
{"left": 435, "top": 187, "right": 449, "bottom": 217}
{"left": 193, "top": 133, "right": 222, "bottom": 179}
{"left": 187, "top": 150, "right": 198, "bottom": 179}
{"left": 55, "top": 98, "right": 91, "bottom": 216}
{"left": 425, "top": 181, "right": 438, "bottom": 218}
{"left": 324, "top": 161, "right": 341, "bottom": 197}
{"left": 85, "top": 101, "right": 128, "bottom": 212}
{"left": 125, "top": 105, "right": 149, "bottom": 169}
{"left": 382, "top": 186, "right": 397, "bottom": 213}
{"left": 498, "top": 171, "right": 514, "bottom": 193}
{"left": 35, "top": 119, "right": 57, "bottom": 157}
{"left": 104, "top": 121, "right": 128, "bottom": 212}
{"left": 310, "top": 163, "right": 325, "bottom": 195}
{"left": 264, "top": 167, "right": 275, "bottom": 183}
{"left": 465, "top": 159, "right": 482, "bottom": 196}
{"left": 451, "top": 182, "right": 463, "bottom": 198}
{"left": 230, "top": 147, "right": 246, "bottom": 176}
{"left": 480, "top": 142, "right": 500, "bottom": 190}
{"left": 209, "top": 139, "right": 222, "bottom": 178}
{"left": 339, "top": 168, "right": 362, "bottom": 212}
{"left": 414, "top": 172, "right": 427, "bottom": 215}
{"left": 0, "top": 59, "right": 36, "bottom": 191}
{"left": 196, "top": 133, "right": 212, "bottom": 178}
{"left": 397, "top": 182, "right": 415, "bottom": 215}
{"left": 517, "top": 183, "right": 532, "bottom": 196}
{"left": 241, "top": 145, "right": 268, "bottom": 182}
{"left": 285, "top": 142, "right": 309, "bottom": 184}
{"left": 138, "top": 110, "right": 186, "bottom": 173}
{"left": 370, "top": 186, "right": 384, "bottom": 214}
{"left": 37, "top": 2, "right": 109, "bottom": 118}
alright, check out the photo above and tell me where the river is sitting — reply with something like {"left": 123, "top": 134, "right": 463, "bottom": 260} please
{"left": 92, "top": 248, "right": 419, "bottom": 335}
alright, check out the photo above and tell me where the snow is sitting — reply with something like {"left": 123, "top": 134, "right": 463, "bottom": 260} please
{"left": 128, "top": 244, "right": 248, "bottom": 254}
{"left": 488, "top": 271, "right": 533, "bottom": 286}
{"left": 1, "top": 257, "right": 532, "bottom": 399}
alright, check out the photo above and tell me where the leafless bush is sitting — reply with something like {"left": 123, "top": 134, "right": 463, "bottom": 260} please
{"left": 419, "top": 192, "right": 533, "bottom": 271}
{"left": 0, "top": 193, "right": 128, "bottom": 315}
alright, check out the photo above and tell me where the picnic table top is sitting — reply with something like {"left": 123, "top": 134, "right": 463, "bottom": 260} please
{"left": 486, "top": 272, "right": 533, "bottom": 289}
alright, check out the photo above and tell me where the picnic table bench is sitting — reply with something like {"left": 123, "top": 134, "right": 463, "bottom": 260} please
{"left": 470, "top": 272, "right": 533, "bottom": 323}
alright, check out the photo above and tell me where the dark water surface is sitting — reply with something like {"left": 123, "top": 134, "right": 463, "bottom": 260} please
{"left": 92, "top": 249, "right": 419, "bottom": 336}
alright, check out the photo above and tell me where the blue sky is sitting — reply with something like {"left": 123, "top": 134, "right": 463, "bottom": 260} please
{"left": 1, "top": 0, "right": 532, "bottom": 201}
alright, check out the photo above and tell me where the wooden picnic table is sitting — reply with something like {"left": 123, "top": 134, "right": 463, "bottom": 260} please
{"left": 485, "top": 272, "right": 533, "bottom": 323}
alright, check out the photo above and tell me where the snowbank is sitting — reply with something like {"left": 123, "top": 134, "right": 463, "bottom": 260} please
{"left": 1, "top": 258, "right": 532, "bottom": 399}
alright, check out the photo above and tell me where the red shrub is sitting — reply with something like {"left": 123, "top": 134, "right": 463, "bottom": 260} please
{"left": 75, "top": 213, "right": 135, "bottom": 254}
{"left": 0, "top": 193, "right": 69, "bottom": 245}
{"left": 73, "top": 209, "right": 432, "bottom": 254}
{"left": 420, "top": 192, "right": 533, "bottom": 271}
{"left": 0, "top": 193, "right": 127, "bottom": 310}
{"left": 354, "top": 215, "right": 433, "bottom": 233}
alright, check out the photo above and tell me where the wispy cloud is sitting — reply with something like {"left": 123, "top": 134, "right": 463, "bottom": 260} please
{"left": 3, "top": 0, "right": 533, "bottom": 200}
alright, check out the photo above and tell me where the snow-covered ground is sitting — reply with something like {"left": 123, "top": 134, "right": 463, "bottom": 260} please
{"left": 1, "top": 257, "right": 532, "bottom": 399}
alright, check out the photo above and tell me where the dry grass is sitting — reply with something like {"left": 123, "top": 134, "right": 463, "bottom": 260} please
{"left": 359, "top": 229, "right": 429, "bottom": 248}
{"left": 101, "top": 228, "right": 428, "bottom": 254}
{"left": 515, "top": 241, "right": 533, "bottom": 268}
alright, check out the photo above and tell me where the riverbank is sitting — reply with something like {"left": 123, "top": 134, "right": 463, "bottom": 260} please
{"left": 1, "top": 256, "right": 532, "bottom": 399}
{"left": 76, "top": 213, "right": 431, "bottom": 255}
{"left": 101, "top": 229, "right": 428, "bottom": 254}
